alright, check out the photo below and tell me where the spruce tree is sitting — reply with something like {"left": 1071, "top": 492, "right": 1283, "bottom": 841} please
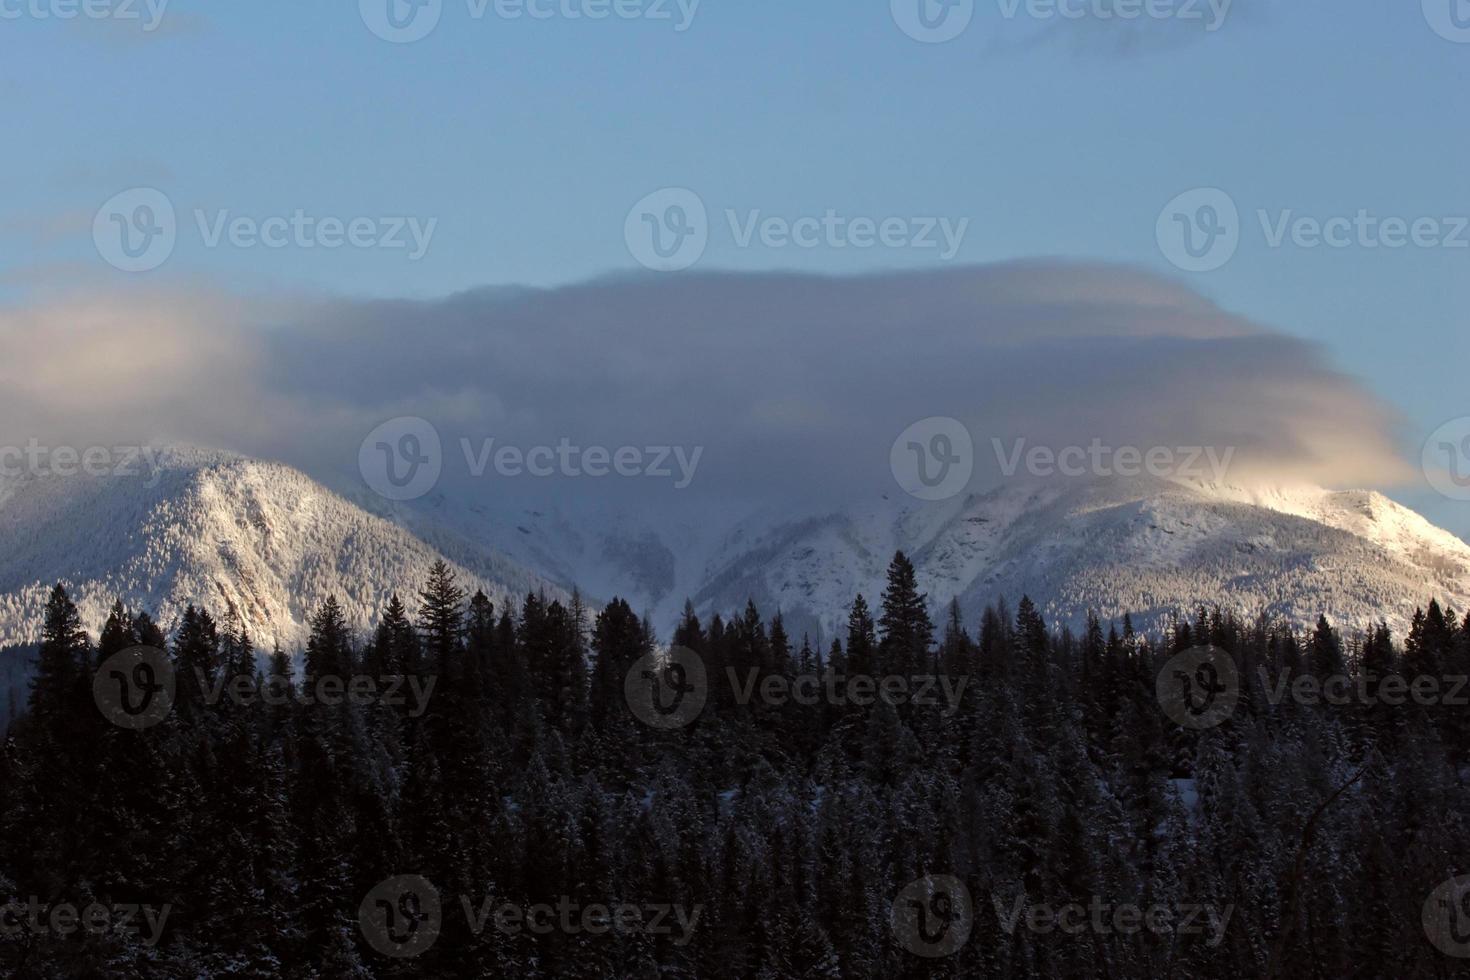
{"left": 878, "top": 551, "right": 934, "bottom": 676}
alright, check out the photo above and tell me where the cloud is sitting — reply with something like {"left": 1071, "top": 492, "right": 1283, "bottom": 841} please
{"left": 0, "top": 262, "right": 1412, "bottom": 506}
{"left": 0, "top": 289, "right": 264, "bottom": 449}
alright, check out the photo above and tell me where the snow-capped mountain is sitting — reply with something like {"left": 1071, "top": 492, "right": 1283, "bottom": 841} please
{"left": 0, "top": 448, "right": 561, "bottom": 650}
{"left": 1, "top": 447, "right": 1467, "bottom": 651}
{"left": 677, "top": 477, "right": 1470, "bottom": 642}
{"left": 384, "top": 475, "right": 1470, "bottom": 644}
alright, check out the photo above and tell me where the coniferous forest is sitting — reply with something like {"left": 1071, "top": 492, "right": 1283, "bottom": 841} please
{"left": 4, "top": 554, "right": 1470, "bottom": 978}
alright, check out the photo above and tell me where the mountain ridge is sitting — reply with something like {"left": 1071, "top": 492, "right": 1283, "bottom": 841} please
{"left": 1, "top": 448, "right": 1466, "bottom": 650}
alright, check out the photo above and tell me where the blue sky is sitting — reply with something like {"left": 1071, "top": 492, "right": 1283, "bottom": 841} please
{"left": 2, "top": 0, "right": 1468, "bottom": 535}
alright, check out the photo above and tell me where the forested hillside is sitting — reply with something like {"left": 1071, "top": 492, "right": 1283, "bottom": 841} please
{"left": 3, "top": 555, "right": 1469, "bottom": 977}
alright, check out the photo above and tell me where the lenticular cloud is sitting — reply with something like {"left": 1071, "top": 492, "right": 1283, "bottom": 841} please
{"left": 0, "top": 261, "right": 1411, "bottom": 500}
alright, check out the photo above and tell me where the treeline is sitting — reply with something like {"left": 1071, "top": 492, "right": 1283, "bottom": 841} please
{"left": 3, "top": 554, "right": 1470, "bottom": 977}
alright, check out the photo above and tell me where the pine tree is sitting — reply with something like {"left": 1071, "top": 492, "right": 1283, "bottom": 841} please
{"left": 589, "top": 597, "right": 647, "bottom": 734}
{"left": 845, "top": 595, "right": 877, "bottom": 677}
{"left": 28, "top": 583, "right": 89, "bottom": 724}
{"left": 418, "top": 559, "right": 467, "bottom": 673}
{"left": 292, "top": 598, "right": 366, "bottom": 967}
{"left": 173, "top": 604, "right": 221, "bottom": 726}
{"left": 97, "top": 598, "right": 139, "bottom": 662}
{"left": 1309, "top": 614, "right": 1345, "bottom": 678}
{"left": 878, "top": 551, "right": 934, "bottom": 676}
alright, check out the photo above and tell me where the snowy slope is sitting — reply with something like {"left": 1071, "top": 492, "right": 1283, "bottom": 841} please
{"left": 359, "top": 472, "right": 1470, "bottom": 644}
{"left": 357, "top": 491, "right": 707, "bottom": 617}
{"left": 684, "top": 477, "right": 1470, "bottom": 642}
{"left": 0, "top": 448, "right": 561, "bottom": 650}
{"left": 2, "top": 448, "right": 1467, "bottom": 650}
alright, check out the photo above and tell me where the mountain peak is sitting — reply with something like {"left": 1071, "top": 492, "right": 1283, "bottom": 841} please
{"left": 0, "top": 447, "right": 559, "bottom": 650}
